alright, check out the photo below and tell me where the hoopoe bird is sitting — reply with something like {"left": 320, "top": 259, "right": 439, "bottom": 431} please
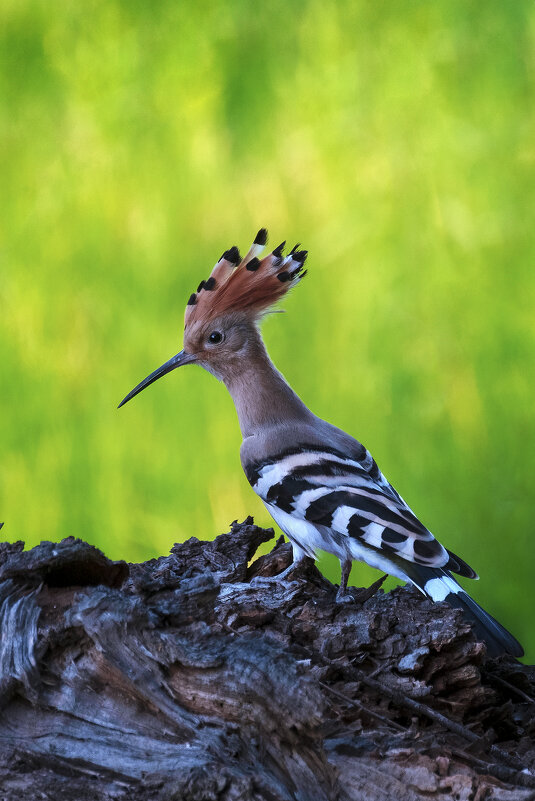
{"left": 119, "top": 229, "right": 523, "bottom": 658}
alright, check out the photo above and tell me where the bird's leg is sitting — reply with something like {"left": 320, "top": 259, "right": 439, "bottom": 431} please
{"left": 335, "top": 558, "right": 355, "bottom": 603}
{"left": 336, "top": 560, "right": 388, "bottom": 604}
{"left": 250, "top": 542, "right": 311, "bottom": 589}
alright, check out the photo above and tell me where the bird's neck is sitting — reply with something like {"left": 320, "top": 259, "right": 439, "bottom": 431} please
{"left": 223, "top": 339, "right": 313, "bottom": 438}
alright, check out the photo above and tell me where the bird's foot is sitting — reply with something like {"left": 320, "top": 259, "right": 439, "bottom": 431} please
{"left": 335, "top": 574, "right": 388, "bottom": 605}
{"left": 249, "top": 559, "right": 311, "bottom": 590}
{"left": 335, "top": 587, "right": 357, "bottom": 604}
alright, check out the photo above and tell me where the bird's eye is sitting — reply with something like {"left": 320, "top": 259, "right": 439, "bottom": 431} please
{"left": 208, "top": 331, "right": 223, "bottom": 344}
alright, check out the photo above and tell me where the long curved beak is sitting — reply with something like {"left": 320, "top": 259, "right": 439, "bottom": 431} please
{"left": 118, "top": 350, "right": 196, "bottom": 408}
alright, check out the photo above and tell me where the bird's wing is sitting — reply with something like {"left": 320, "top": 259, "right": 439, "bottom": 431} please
{"left": 244, "top": 443, "right": 469, "bottom": 574}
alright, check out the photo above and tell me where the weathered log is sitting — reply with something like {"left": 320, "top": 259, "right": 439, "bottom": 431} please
{"left": 0, "top": 519, "right": 534, "bottom": 800}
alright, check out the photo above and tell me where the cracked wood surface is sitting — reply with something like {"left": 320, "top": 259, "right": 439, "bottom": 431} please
{"left": 0, "top": 519, "right": 534, "bottom": 801}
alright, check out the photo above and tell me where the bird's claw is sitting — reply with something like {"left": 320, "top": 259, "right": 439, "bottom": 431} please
{"left": 335, "top": 574, "right": 388, "bottom": 605}
{"left": 249, "top": 559, "right": 309, "bottom": 590}
{"left": 249, "top": 574, "right": 301, "bottom": 591}
{"left": 335, "top": 588, "right": 357, "bottom": 604}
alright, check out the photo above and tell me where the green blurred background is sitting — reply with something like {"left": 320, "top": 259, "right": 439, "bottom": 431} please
{"left": 1, "top": 1, "right": 534, "bottom": 658}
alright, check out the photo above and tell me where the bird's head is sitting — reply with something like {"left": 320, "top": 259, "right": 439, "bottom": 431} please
{"left": 118, "top": 229, "right": 307, "bottom": 407}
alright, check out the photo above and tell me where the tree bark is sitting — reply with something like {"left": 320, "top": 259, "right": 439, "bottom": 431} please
{"left": 0, "top": 518, "right": 533, "bottom": 801}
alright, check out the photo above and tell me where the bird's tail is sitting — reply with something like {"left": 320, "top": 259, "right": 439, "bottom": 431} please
{"left": 406, "top": 566, "right": 524, "bottom": 658}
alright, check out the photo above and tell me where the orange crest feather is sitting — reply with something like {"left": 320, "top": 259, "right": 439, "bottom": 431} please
{"left": 184, "top": 229, "right": 307, "bottom": 329}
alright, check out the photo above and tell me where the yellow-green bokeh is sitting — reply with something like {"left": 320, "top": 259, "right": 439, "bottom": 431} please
{"left": 1, "top": 1, "right": 534, "bottom": 658}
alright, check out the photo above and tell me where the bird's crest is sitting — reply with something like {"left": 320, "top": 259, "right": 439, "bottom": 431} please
{"left": 184, "top": 229, "right": 307, "bottom": 329}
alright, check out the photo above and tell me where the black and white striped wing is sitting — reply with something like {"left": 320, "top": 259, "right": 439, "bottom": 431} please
{"left": 245, "top": 445, "right": 473, "bottom": 576}
{"left": 244, "top": 444, "right": 525, "bottom": 657}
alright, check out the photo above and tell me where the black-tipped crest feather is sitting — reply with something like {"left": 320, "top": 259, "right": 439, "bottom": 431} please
{"left": 184, "top": 229, "right": 307, "bottom": 326}
{"left": 254, "top": 228, "right": 268, "bottom": 246}
{"left": 223, "top": 246, "right": 241, "bottom": 265}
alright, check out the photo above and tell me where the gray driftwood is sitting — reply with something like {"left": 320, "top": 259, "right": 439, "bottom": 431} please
{"left": 0, "top": 518, "right": 534, "bottom": 801}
